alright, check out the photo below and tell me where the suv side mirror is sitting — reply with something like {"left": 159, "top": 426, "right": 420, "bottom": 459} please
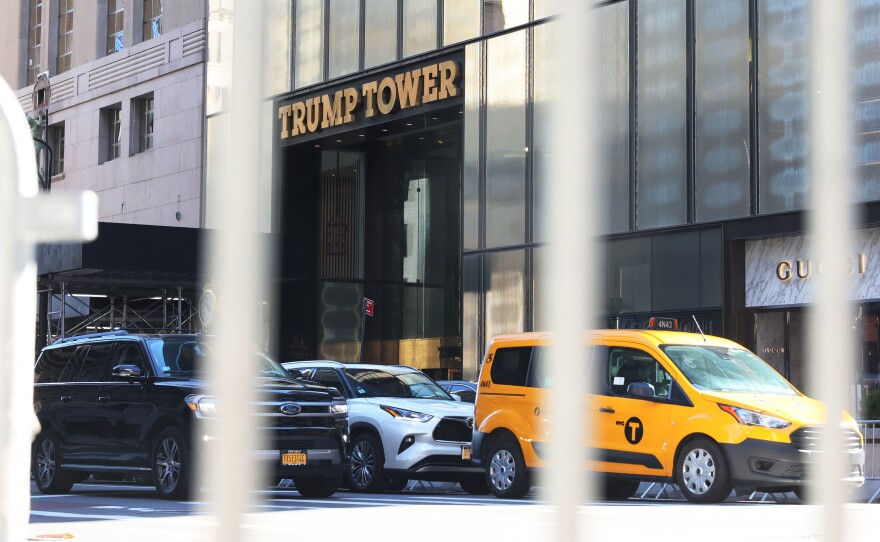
{"left": 286, "top": 368, "right": 304, "bottom": 379}
{"left": 112, "top": 365, "right": 144, "bottom": 380}
{"left": 452, "top": 393, "right": 462, "bottom": 402}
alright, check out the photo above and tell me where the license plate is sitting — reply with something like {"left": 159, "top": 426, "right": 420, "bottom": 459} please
{"left": 281, "top": 450, "right": 307, "bottom": 466}
{"left": 461, "top": 445, "right": 471, "bottom": 460}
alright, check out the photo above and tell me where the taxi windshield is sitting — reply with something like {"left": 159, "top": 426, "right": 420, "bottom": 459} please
{"left": 660, "top": 345, "right": 799, "bottom": 395}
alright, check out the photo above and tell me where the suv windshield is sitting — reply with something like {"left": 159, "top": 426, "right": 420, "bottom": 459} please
{"left": 344, "top": 368, "right": 452, "bottom": 400}
{"left": 660, "top": 345, "right": 798, "bottom": 395}
{"left": 147, "top": 339, "right": 291, "bottom": 380}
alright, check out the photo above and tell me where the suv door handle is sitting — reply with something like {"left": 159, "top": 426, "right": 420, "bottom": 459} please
{"left": 60, "top": 396, "right": 71, "bottom": 403}
{"left": 97, "top": 396, "right": 111, "bottom": 403}
{"left": 598, "top": 407, "right": 615, "bottom": 414}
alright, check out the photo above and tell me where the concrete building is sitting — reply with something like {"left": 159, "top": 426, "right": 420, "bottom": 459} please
{"left": 0, "top": 1, "right": 208, "bottom": 346}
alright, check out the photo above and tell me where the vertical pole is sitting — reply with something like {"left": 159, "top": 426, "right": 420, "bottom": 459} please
{"left": 809, "top": 1, "right": 854, "bottom": 540}
{"left": 122, "top": 295, "right": 128, "bottom": 329}
{"left": 162, "top": 289, "right": 168, "bottom": 331}
{"left": 109, "top": 296, "right": 116, "bottom": 329}
{"left": 59, "top": 281, "right": 66, "bottom": 338}
{"left": 177, "top": 286, "right": 183, "bottom": 332}
{"left": 360, "top": 298, "right": 366, "bottom": 363}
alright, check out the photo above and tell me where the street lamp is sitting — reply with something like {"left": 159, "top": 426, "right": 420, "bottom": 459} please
{"left": 29, "top": 73, "right": 52, "bottom": 192}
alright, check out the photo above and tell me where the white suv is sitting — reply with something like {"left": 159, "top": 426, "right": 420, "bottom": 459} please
{"left": 282, "top": 361, "right": 487, "bottom": 494}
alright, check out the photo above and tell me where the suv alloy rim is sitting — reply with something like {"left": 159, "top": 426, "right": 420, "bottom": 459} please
{"left": 35, "top": 439, "right": 56, "bottom": 486}
{"left": 350, "top": 441, "right": 376, "bottom": 488}
{"left": 489, "top": 449, "right": 515, "bottom": 491}
{"left": 156, "top": 437, "right": 181, "bottom": 491}
{"left": 681, "top": 447, "right": 715, "bottom": 495}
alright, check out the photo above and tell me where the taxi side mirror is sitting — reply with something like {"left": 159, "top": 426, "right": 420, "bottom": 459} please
{"left": 627, "top": 382, "right": 655, "bottom": 398}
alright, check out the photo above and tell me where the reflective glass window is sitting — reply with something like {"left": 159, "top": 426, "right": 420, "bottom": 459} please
{"left": 695, "top": 0, "right": 751, "bottom": 222}
{"left": 636, "top": 0, "right": 687, "bottom": 229}
{"left": 462, "top": 254, "right": 482, "bottom": 378}
{"left": 534, "top": 0, "right": 560, "bottom": 19}
{"left": 463, "top": 42, "right": 481, "bottom": 251}
{"left": 599, "top": 3, "right": 630, "bottom": 233}
{"left": 264, "top": 0, "right": 292, "bottom": 97}
{"left": 757, "top": 0, "right": 809, "bottom": 213}
{"left": 365, "top": 0, "right": 397, "bottom": 68}
{"left": 485, "top": 30, "right": 526, "bottom": 248}
{"left": 484, "top": 249, "right": 526, "bottom": 340}
{"left": 329, "top": 0, "right": 361, "bottom": 78}
{"left": 295, "top": 0, "right": 325, "bottom": 88}
{"left": 484, "top": 0, "right": 528, "bottom": 34}
{"left": 444, "top": 0, "right": 481, "bottom": 45}
{"left": 606, "top": 236, "right": 651, "bottom": 314}
{"left": 403, "top": 0, "right": 437, "bottom": 57}
{"left": 852, "top": 0, "right": 880, "bottom": 202}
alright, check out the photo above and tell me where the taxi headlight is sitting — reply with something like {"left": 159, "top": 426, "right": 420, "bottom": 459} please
{"left": 330, "top": 403, "right": 348, "bottom": 414}
{"left": 719, "top": 404, "right": 790, "bottom": 429}
{"left": 380, "top": 405, "right": 433, "bottom": 423}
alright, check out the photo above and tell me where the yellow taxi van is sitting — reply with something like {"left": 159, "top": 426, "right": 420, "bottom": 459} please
{"left": 471, "top": 323, "right": 866, "bottom": 502}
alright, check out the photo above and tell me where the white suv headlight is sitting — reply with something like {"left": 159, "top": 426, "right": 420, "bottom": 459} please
{"left": 719, "top": 404, "right": 791, "bottom": 429}
{"left": 380, "top": 405, "right": 433, "bottom": 423}
{"left": 330, "top": 402, "right": 348, "bottom": 414}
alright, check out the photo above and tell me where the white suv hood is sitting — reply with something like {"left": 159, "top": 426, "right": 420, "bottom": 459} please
{"left": 361, "top": 397, "right": 473, "bottom": 417}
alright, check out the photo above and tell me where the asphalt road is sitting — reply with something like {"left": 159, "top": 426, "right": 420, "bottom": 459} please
{"left": 28, "top": 480, "right": 879, "bottom": 542}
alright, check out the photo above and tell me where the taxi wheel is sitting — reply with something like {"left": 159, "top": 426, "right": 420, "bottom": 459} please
{"left": 152, "top": 426, "right": 193, "bottom": 500}
{"left": 603, "top": 479, "right": 641, "bottom": 501}
{"left": 485, "top": 437, "right": 530, "bottom": 499}
{"left": 459, "top": 474, "right": 490, "bottom": 495}
{"left": 32, "top": 432, "right": 75, "bottom": 495}
{"left": 293, "top": 474, "right": 342, "bottom": 498}
{"left": 676, "top": 437, "right": 732, "bottom": 504}
{"left": 347, "top": 433, "right": 387, "bottom": 493}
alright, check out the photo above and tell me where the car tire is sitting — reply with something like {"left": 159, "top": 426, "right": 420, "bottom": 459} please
{"left": 485, "top": 437, "right": 530, "bottom": 499}
{"left": 152, "top": 426, "right": 193, "bottom": 500}
{"left": 385, "top": 477, "right": 409, "bottom": 492}
{"left": 676, "top": 437, "right": 732, "bottom": 504}
{"left": 347, "top": 433, "right": 386, "bottom": 493}
{"left": 293, "top": 474, "right": 342, "bottom": 498}
{"left": 459, "top": 474, "right": 490, "bottom": 495}
{"left": 603, "top": 479, "right": 641, "bottom": 501}
{"left": 32, "top": 432, "right": 75, "bottom": 495}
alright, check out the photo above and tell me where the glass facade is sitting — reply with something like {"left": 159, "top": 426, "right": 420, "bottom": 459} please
{"left": 402, "top": 0, "right": 438, "bottom": 58}
{"left": 694, "top": 0, "right": 751, "bottom": 222}
{"left": 294, "top": 0, "right": 325, "bottom": 88}
{"left": 27, "top": 0, "right": 41, "bottom": 85}
{"left": 329, "top": 0, "right": 361, "bottom": 79}
{"left": 107, "top": 0, "right": 125, "bottom": 55}
{"left": 219, "top": 0, "right": 880, "bottom": 377}
{"left": 636, "top": 0, "right": 687, "bottom": 229}
{"left": 757, "top": 0, "right": 809, "bottom": 213}
{"left": 57, "top": 0, "right": 73, "bottom": 74}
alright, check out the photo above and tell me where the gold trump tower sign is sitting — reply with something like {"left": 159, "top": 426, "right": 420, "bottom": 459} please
{"left": 277, "top": 60, "right": 460, "bottom": 143}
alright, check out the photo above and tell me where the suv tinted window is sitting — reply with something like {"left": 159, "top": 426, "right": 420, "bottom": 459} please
{"left": 107, "top": 342, "right": 148, "bottom": 380}
{"left": 490, "top": 347, "right": 532, "bottom": 386}
{"left": 34, "top": 346, "right": 78, "bottom": 383}
{"left": 312, "top": 368, "right": 345, "bottom": 390}
{"left": 75, "top": 342, "right": 114, "bottom": 382}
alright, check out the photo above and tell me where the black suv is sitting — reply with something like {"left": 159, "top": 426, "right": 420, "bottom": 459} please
{"left": 32, "top": 331, "right": 349, "bottom": 499}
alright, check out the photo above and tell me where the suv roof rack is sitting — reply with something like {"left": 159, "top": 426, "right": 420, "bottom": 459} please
{"left": 52, "top": 330, "right": 130, "bottom": 345}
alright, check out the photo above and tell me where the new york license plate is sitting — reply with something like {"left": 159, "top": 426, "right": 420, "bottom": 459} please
{"left": 281, "top": 450, "right": 307, "bottom": 466}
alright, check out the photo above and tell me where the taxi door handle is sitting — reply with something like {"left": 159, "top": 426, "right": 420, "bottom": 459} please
{"left": 598, "top": 407, "right": 615, "bottom": 414}
{"left": 60, "top": 396, "right": 71, "bottom": 403}
{"left": 97, "top": 396, "right": 111, "bottom": 403}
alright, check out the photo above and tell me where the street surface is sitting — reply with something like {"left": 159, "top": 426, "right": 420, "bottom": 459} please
{"left": 28, "top": 479, "right": 878, "bottom": 542}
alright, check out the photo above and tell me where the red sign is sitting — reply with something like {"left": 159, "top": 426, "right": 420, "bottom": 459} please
{"left": 363, "top": 297, "right": 374, "bottom": 317}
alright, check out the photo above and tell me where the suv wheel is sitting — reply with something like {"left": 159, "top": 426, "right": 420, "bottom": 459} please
{"left": 347, "top": 433, "right": 386, "bottom": 493}
{"left": 676, "top": 437, "right": 732, "bottom": 504}
{"left": 32, "top": 432, "right": 75, "bottom": 495}
{"left": 293, "top": 474, "right": 342, "bottom": 498}
{"left": 485, "top": 437, "right": 530, "bottom": 499}
{"left": 152, "top": 427, "right": 192, "bottom": 500}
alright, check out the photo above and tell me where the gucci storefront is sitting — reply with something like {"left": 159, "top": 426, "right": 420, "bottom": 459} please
{"left": 733, "top": 225, "right": 880, "bottom": 396}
